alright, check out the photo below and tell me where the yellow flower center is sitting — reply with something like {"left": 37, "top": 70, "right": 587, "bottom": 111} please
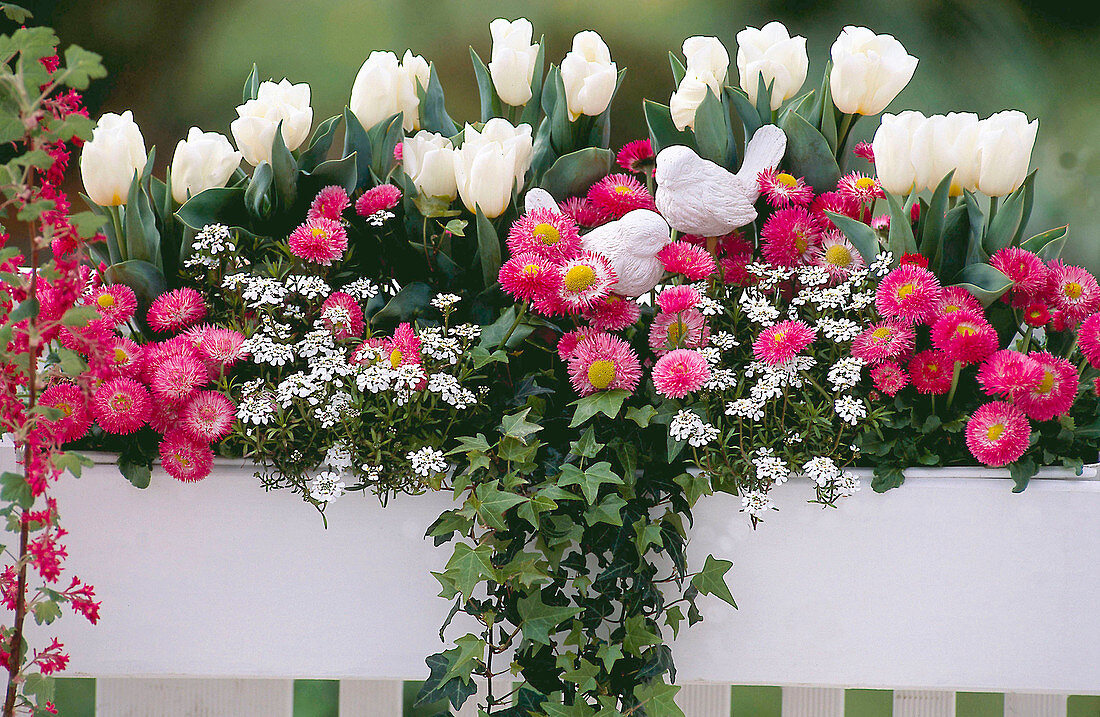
{"left": 776, "top": 172, "right": 798, "bottom": 188}
{"left": 855, "top": 176, "right": 877, "bottom": 191}
{"left": 1065, "top": 282, "right": 1083, "bottom": 300}
{"left": 532, "top": 223, "right": 561, "bottom": 246}
{"left": 57, "top": 401, "right": 73, "bottom": 417}
{"left": 986, "top": 423, "right": 1006, "bottom": 441}
{"left": 311, "top": 225, "right": 327, "bottom": 238}
{"left": 96, "top": 294, "right": 116, "bottom": 308}
{"left": 772, "top": 330, "right": 787, "bottom": 343}
{"left": 955, "top": 323, "right": 977, "bottom": 337}
{"left": 564, "top": 265, "right": 597, "bottom": 292}
{"left": 587, "top": 359, "right": 616, "bottom": 390}
{"left": 1036, "top": 370, "right": 1054, "bottom": 395}
{"left": 794, "top": 231, "right": 808, "bottom": 254}
{"left": 114, "top": 348, "right": 129, "bottom": 364}
{"left": 871, "top": 327, "right": 892, "bottom": 341}
{"left": 110, "top": 394, "right": 131, "bottom": 411}
{"left": 943, "top": 303, "right": 961, "bottom": 314}
{"left": 897, "top": 282, "right": 916, "bottom": 299}
{"left": 926, "top": 362, "right": 940, "bottom": 374}
{"left": 824, "top": 244, "right": 852, "bottom": 267}
{"left": 522, "top": 263, "right": 541, "bottom": 277}
{"left": 667, "top": 320, "right": 687, "bottom": 345}
{"left": 612, "top": 184, "right": 633, "bottom": 195}
{"left": 389, "top": 348, "right": 403, "bottom": 368}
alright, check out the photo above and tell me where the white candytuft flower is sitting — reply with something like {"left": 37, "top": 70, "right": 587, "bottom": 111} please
{"left": 408, "top": 447, "right": 448, "bottom": 477}
{"left": 309, "top": 471, "right": 346, "bottom": 504}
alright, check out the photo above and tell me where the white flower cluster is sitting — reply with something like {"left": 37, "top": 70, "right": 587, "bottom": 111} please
{"left": 341, "top": 277, "right": 380, "bottom": 302}
{"left": 752, "top": 447, "right": 790, "bottom": 485}
{"left": 741, "top": 490, "right": 774, "bottom": 519}
{"left": 308, "top": 471, "right": 346, "bottom": 504}
{"left": 739, "top": 289, "right": 781, "bottom": 327}
{"left": 236, "top": 379, "right": 278, "bottom": 425}
{"left": 408, "top": 447, "right": 448, "bottom": 477}
{"left": 430, "top": 293, "right": 462, "bottom": 311}
{"left": 725, "top": 398, "right": 764, "bottom": 422}
{"left": 185, "top": 223, "right": 236, "bottom": 270}
{"left": 669, "top": 410, "right": 720, "bottom": 447}
{"left": 802, "top": 456, "right": 841, "bottom": 487}
{"left": 427, "top": 372, "right": 477, "bottom": 409}
{"left": 834, "top": 395, "right": 867, "bottom": 425}
{"left": 827, "top": 357, "right": 865, "bottom": 392}
{"left": 817, "top": 317, "right": 861, "bottom": 343}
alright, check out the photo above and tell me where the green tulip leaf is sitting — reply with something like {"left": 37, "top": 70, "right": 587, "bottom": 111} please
{"left": 983, "top": 172, "right": 1035, "bottom": 256}
{"left": 644, "top": 99, "right": 693, "bottom": 155}
{"left": 725, "top": 86, "right": 762, "bottom": 140}
{"left": 366, "top": 111, "right": 403, "bottom": 181}
{"left": 778, "top": 108, "right": 841, "bottom": 194}
{"left": 668, "top": 51, "right": 687, "bottom": 86}
{"left": 244, "top": 161, "right": 274, "bottom": 221}
{"left": 1020, "top": 225, "right": 1068, "bottom": 261}
{"left": 269, "top": 120, "right": 297, "bottom": 209}
{"left": 302, "top": 153, "right": 358, "bottom": 195}
{"left": 418, "top": 63, "right": 459, "bottom": 137}
{"left": 297, "top": 114, "right": 342, "bottom": 173}
{"left": 369, "top": 281, "right": 433, "bottom": 325}
{"left": 103, "top": 259, "right": 166, "bottom": 320}
{"left": 475, "top": 208, "right": 502, "bottom": 290}
{"left": 343, "top": 107, "right": 373, "bottom": 190}
{"left": 919, "top": 170, "right": 955, "bottom": 270}
{"left": 693, "top": 89, "right": 729, "bottom": 166}
{"left": 825, "top": 211, "right": 880, "bottom": 264}
{"left": 951, "top": 263, "right": 1012, "bottom": 306}
{"left": 518, "top": 40, "right": 546, "bottom": 129}
{"left": 123, "top": 174, "right": 160, "bottom": 269}
{"left": 175, "top": 186, "right": 248, "bottom": 231}
{"left": 540, "top": 148, "right": 613, "bottom": 200}
{"left": 241, "top": 63, "right": 259, "bottom": 103}
{"left": 884, "top": 191, "right": 917, "bottom": 258}
{"left": 470, "top": 46, "right": 502, "bottom": 122}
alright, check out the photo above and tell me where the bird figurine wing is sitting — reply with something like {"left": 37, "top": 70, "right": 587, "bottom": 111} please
{"left": 581, "top": 210, "right": 671, "bottom": 296}
{"left": 735, "top": 124, "right": 788, "bottom": 192}
{"left": 524, "top": 188, "right": 561, "bottom": 214}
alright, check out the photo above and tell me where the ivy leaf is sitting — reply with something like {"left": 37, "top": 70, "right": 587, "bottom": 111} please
{"left": 558, "top": 461, "right": 623, "bottom": 504}
{"left": 568, "top": 426, "right": 604, "bottom": 459}
{"left": 623, "top": 615, "right": 662, "bottom": 656}
{"left": 634, "top": 680, "right": 684, "bottom": 717}
{"left": 473, "top": 480, "right": 527, "bottom": 531}
{"left": 596, "top": 642, "right": 624, "bottom": 671}
{"left": 690, "top": 555, "right": 737, "bottom": 608}
{"left": 585, "top": 493, "right": 626, "bottom": 527}
{"left": 543, "top": 699, "right": 596, "bottom": 717}
{"left": 625, "top": 405, "right": 658, "bottom": 428}
{"left": 673, "top": 471, "right": 712, "bottom": 507}
{"left": 569, "top": 389, "right": 629, "bottom": 427}
{"left": 443, "top": 542, "right": 495, "bottom": 602}
{"left": 416, "top": 651, "right": 477, "bottom": 710}
{"left": 441, "top": 634, "right": 486, "bottom": 684}
{"left": 664, "top": 605, "right": 685, "bottom": 638}
{"left": 500, "top": 407, "right": 543, "bottom": 444}
{"left": 517, "top": 593, "right": 581, "bottom": 645}
{"left": 562, "top": 658, "right": 601, "bottom": 693}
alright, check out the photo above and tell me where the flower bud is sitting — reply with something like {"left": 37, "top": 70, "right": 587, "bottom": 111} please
{"left": 682, "top": 36, "right": 728, "bottom": 93}
{"left": 403, "top": 130, "right": 458, "bottom": 200}
{"left": 975, "top": 111, "right": 1038, "bottom": 197}
{"left": 230, "top": 79, "right": 313, "bottom": 166}
{"left": 735, "top": 22, "right": 808, "bottom": 111}
{"left": 488, "top": 18, "right": 540, "bottom": 106}
{"left": 669, "top": 75, "right": 711, "bottom": 131}
{"left": 829, "top": 26, "right": 918, "bottom": 116}
{"left": 80, "top": 111, "right": 147, "bottom": 206}
{"left": 871, "top": 111, "right": 927, "bottom": 195}
{"left": 170, "top": 127, "right": 242, "bottom": 204}
{"left": 350, "top": 51, "right": 431, "bottom": 134}
{"left": 560, "top": 31, "right": 617, "bottom": 120}
{"left": 452, "top": 119, "right": 533, "bottom": 218}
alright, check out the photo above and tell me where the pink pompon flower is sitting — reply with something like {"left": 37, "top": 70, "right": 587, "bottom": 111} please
{"left": 652, "top": 349, "right": 710, "bottom": 399}
{"left": 557, "top": 251, "right": 617, "bottom": 313}
{"left": 1046, "top": 260, "right": 1100, "bottom": 323}
{"left": 582, "top": 293, "right": 641, "bottom": 332}
{"left": 151, "top": 352, "right": 208, "bottom": 402}
{"left": 1078, "top": 313, "right": 1100, "bottom": 369}
{"left": 38, "top": 383, "right": 91, "bottom": 444}
{"left": 107, "top": 337, "right": 143, "bottom": 378}
{"left": 719, "top": 254, "right": 753, "bottom": 286}
{"left": 876, "top": 265, "right": 943, "bottom": 325}
{"left": 560, "top": 196, "right": 609, "bottom": 228}
{"left": 83, "top": 283, "right": 136, "bottom": 325}
{"left": 355, "top": 184, "right": 402, "bottom": 216}
{"left": 870, "top": 361, "right": 908, "bottom": 397}
{"left": 159, "top": 429, "right": 214, "bottom": 483}
{"left": 938, "top": 286, "right": 983, "bottom": 315}
{"left": 147, "top": 288, "right": 206, "bottom": 333}
{"left": 567, "top": 332, "right": 642, "bottom": 396}
{"left": 320, "top": 292, "right": 365, "bottom": 340}
{"left": 179, "top": 390, "right": 236, "bottom": 442}
{"left": 976, "top": 350, "right": 1044, "bottom": 399}
{"left": 499, "top": 253, "right": 561, "bottom": 303}
{"left": 657, "top": 241, "right": 716, "bottom": 280}
{"left": 506, "top": 209, "right": 582, "bottom": 260}
{"left": 851, "top": 321, "right": 915, "bottom": 364}
{"left": 813, "top": 230, "right": 865, "bottom": 282}
{"left": 656, "top": 285, "right": 700, "bottom": 314}
{"left": 757, "top": 168, "right": 814, "bottom": 208}
{"left": 761, "top": 207, "right": 821, "bottom": 267}
{"left": 753, "top": 320, "right": 816, "bottom": 365}
{"left": 649, "top": 309, "right": 709, "bottom": 356}
{"left": 288, "top": 218, "right": 348, "bottom": 265}
{"left": 1015, "top": 351, "right": 1077, "bottom": 421}
{"left": 140, "top": 337, "right": 198, "bottom": 383}
{"left": 810, "top": 191, "right": 861, "bottom": 230}
{"left": 1023, "top": 302, "right": 1051, "bottom": 327}
{"left": 393, "top": 142, "right": 403, "bottom": 162}
{"left": 853, "top": 141, "right": 875, "bottom": 162}
{"left": 898, "top": 253, "right": 928, "bottom": 268}
{"left": 557, "top": 328, "right": 596, "bottom": 361}
{"left": 990, "top": 247, "right": 1048, "bottom": 298}
{"left": 308, "top": 185, "right": 351, "bottom": 222}
{"left": 965, "top": 401, "right": 1031, "bottom": 467}
{"left": 382, "top": 323, "right": 421, "bottom": 368}
{"left": 587, "top": 173, "right": 655, "bottom": 219}
{"left": 92, "top": 377, "right": 151, "bottom": 435}
{"left": 148, "top": 401, "right": 179, "bottom": 435}
{"left": 199, "top": 328, "right": 249, "bottom": 370}
{"left": 908, "top": 350, "right": 954, "bottom": 395}
{"left": 930, "top": 310, "right": 997, "bottom": 364}
{"left": 871, "top": 214, "right": 890, "bottom": 231}
{"left": 616, "top": 139, "right": 655, "bottom": 173}
{"left": 836, "top": 171, "right": 884, "bottom": 204}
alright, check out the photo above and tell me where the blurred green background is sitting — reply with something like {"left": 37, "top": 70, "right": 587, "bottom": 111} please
{"left": 23, "top": 0, "right": 1100, "bottom": 268}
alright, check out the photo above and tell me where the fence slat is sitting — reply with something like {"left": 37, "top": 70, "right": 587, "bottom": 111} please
{"left": 1005, "top": 694, "right": 1067, "bottom": 717}
{"left": 781, "top": 687, "right": 844, "bottom": 716}
{"left": 95, "top": 678, "right": 293, "bottom": 717}
{"left": 677, "top": 684, "right": 731, "bottom": 717}
{"left": 893, "top": 690, "right": 955, "bottom": 717}
{"left": 337, "top": 680, "right": 403, "bottom": 717}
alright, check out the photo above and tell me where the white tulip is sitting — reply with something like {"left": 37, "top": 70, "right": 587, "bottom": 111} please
{"left": 349, "top": 50, "right": 430, "bottom": 134}
{"left": 230, "top": 79, "right": 313, "bottom": 166}
{"left": 452, "top": 119, "right": 533, "bottom": 218}
{"left": 169, "top": 128, "right": 242, "bottom": 204}
{"left": 910, "top": 113, "right": 980, "bottom": 195}
{"left": 829, "top": 26, "right": 918, "bottom": 116}
{"left": 681, "top": 36, "right": 728, "bottom": 93}
{"left": 560, "top": 31, "right": 617, "bottom": 120}
{"left": 735, "top": 22, "right": 808, "bottom": 111}
{"left": 871, "top": 111, "right": 927, "bottom": 195}
{"left": 669, "top": 74, "right": 712, "bottom": 131}
{"left": 80, "top": 111, "right": 147, "bottom": 207}
{"left": 402, "top": 130, "right": 458, "bottom": 200}
{"left": 975, "top": 111, "right": 1038, "bottom": 197}
{"left": 488, "top": 18, "right": 539, "bottom": 106}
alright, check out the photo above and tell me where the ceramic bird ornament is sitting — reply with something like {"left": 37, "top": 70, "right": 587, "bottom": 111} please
{"left": 654, "top": 124, "right": 787, "bottom": 237}
{"left": 581, "top": 209, "right": 672, "bottom": 296}
{"left": 523, "top": 187, "right": 561, "bottom": 214}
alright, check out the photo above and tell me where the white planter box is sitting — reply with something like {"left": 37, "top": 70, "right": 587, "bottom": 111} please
{"left": 5, "top": 447, "right": 1099, "bottom": 694}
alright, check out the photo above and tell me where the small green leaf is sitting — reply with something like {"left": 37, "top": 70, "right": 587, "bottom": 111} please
{"left": 516, "top": 592, "right": 581, "bottom": 645}
{"left": 475, "top": 208, "right": 501, "bottom": 291}
{"left": 825, "top": 212, "right": 880, "bottom": 265}
{"left": 623, "top": 615, "right": 662, "bottom": 656}
{"left": 119, "top": 459, "right": 151, "bottom": 489}
{"left": 1019, "top": 225, "right": 1067, "bottom": 261}
{"left": 673, "top": 471, "right": 712, "bottom": 507}
{"left": 297, "top": 114, "right": 342, "bottom": 173}
{"left": 60, "top": 305, "right": 100, "bottom": 327}
{"left": 690, "top": 555, "right": 737, "bottom": 608}
{"left": 626, "top": 405, "right": 658, "bottom": 428}
{"left": 634, "top": 681, "right": 684, "bottom": 717}
{"left": 61, "top": 45, "right": 106, "bottom": 90}
{"left": 586, "top": 494, "right": 626, "bottom": 527}
{"left": 569, "top": 389, "right": 629, "bottom": 427}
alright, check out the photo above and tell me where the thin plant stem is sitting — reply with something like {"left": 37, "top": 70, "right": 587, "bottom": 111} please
{"left": 945, "top": 361, "right": 963, "bottom": 408}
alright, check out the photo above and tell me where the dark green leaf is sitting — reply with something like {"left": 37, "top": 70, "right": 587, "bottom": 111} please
{"left": 119, "top": 459, "right": 151, "bottom": 489}
{"left": 516, "top": 592, "right": 581, "bottom": 645}
{"left": 124, "top": 173, "right": 161, "bottom": 268}
{"left": 725, "top": 86, "right": 762, "bottom": 140}
{"left": 825, "top": 212, "right": 880, "bottom": 265}
{"left": 297, "top": 114, "right": 342, "bottom": 173}
{"left": 244, "top": 161, "right": 274, "bottom": 221}
{"left": 569, "top": 389, "right": 629, "bottom": 427}
{"left": 475, "top": 208, "right": 501, "bottom": 290}
{"left": 951, "top": 264, "right": 1012, "bottom": 306}
{"left": 693, "top": 89, "right": 729, "bottom": 165}
{"left": 175, "top": 186, "right": 248, "bottom": 230}
{"left": 342, "top": 107, "right": 373, "bottom": 190}
{"left": 540, "top": 148, "right": 613, "bottom": 200}
{"left": 269, "top": 120, "right": 297, "bottom": 208}
{"left": 369, "top": 282, "right": 433, "bottom": 325}
{"left": 644, "top": 99, "right": 693, "bottom": 155}
{"left": 885, "top": 191, "right": 917, "bottom": 258}
{"left": 470, "top": 47, "right": 501, "bottom": 122}
{"left": 919, "top": 170, "right": 954, "bottom": 268}
{"left": 690, "top": 555, "right": 736, "bottom": 608}
{"left": 778, "top": 108, "right": 841, "bottom": 194}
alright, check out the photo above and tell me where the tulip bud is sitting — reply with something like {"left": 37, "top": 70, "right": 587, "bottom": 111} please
{"left": 488, "top": 18, "right": 540, "bottom": 106}
{"left": 560, "top": 31, "right": 617, "bottom": 120}
{"left": 681, "top": 36, "right": 728, "bottom": 93}
{"left": 170, "top": 127, "right": 243, "bottom": 204}
{"left": 910, "top": 113, "right": 979, "bottom": 195}
{"left": 403, "top": 130, "right": 458, "bottom": 200}
{"left": 230, "top": 79, "right": 313, "bottom": 166}
{"left": 735, "top": 22, "right": 808, "bottom": 111}
{"left": 871, "top": 111, "right": 927, "bottom": 195}
{"left": 829, "top": 26, "right": 918, "bottom": 116}
{"left": 452, "top": 119, "right": 533, "bottom": 218}
{"left": 80, "top": 111, "right": 147, "bottom": 206}
{"left": 350, "top": 51, "right": 430, "bottom": 134}
{"left": 669, "top": 74, "right": 711, "bottom": 131}
{"left": 975, "top": 111, "right": 1038, "bottom": 197}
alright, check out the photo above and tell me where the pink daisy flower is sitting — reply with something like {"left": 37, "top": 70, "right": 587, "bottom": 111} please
{"left": 851, "top": 321, "right": 916, "bottom": 364}
{"left": 719, "top": 255, "right": 753, "bottom": 286}
{"left": 657, "top": 241, "right": 716, "bottom": 280}
{"left": 355, "top": 184, "right": 402, "bottom": 216}
{"left": 393, "top": 142, "right": 403, "bottom": 162}
{"left": 159, "top": 429, "right": 214, "bottom": 483}
{"left": 557, "top": 328, "right": 596, "bottom": 361}
{"left": 107, "top": 337, "right": 144, "bottom": 378}
{"left": 938, "top": 286, "right": 983, "bottom": 315}
{"left": 652, "top": 348, "right": 710, "bottom": 399}
{"left": 1077, "top": 313, "right": 1100, "bottom": 368}
{"left": 308, "top": 185, "right": 351, "bottom": 222}
{"left": 761, "top": 207, "right": 821, "bottom": 267}
{"left": 506, "top": 209, "right": 582, "bottom": 260}
{"left": 757, "top": 168, "right": 814, "bottom": 208}
{"left": 560, "top": 196, "right": 609, "bottom": 228}
{"left": 382, "top": 323, "right": 421, "bottom": 368}
{"left": 656, "top": 285, "right": 700, "bottom": 314}
{"left": 38, "top": 383, "right": 91, "bottom": 444}
{"left": 149, "top": 401, "right": 180, "bottom": 435}
{"left": 140, "top": 337, "right": 198, "bottom": 383}
{"left": 753, "top": 320, "right": 816, "bottom": 365}
{"left": 616, "top": 139, "right": 655, "bottom": 174}
{"left": 320, "top": 292, "right": 365, "bottom": 340}
{"left": 1046, "top": 260, "right": 1100, "bottom": 323}
{"left": 83, "top": 283, "right": 137, "bottom": 325}
{"left": 147, "top": 288, "right": 206, "bottom": 333}
{"left": 990, "top": 247, "right": 1048, "bottom": 298}
{"left": 92, "top": 377, "right": 151, "bottom": 435}
{"left": 812, "top": 230, "right": 865, "bottom": 282}
{"left": 199, "top": 328, "right": 249, "bottom": 370}
{"left": 930, "top": 310, "right": 997, "bottom": 364}
{"left": 836, "top": 171, "right": 884, "bottom": 204}
{"left": 288, "top": 218, "right": 348, "bottom": 266}
{"left": 870, "top": 361, "right": 908, "bottom": 397}
{"left": 871, "top": 214, "right": 890, "bottom": 231}
{"left": 499, "top": 253, "right": 561, "bottom": 303}
{"left": 898, "top": 253, "right": 928, "bottom": 268}
{"left": 853, "top": 142, "right": 875, "bottom": 162}
{"left": 582, "top": 294, "right": 641, "bottom": 332}
{"left": 586, "top": 173, "right": 655, "bottom": 219}
{"left": 179, "top": 390, "right": 236, "bottom": 442}
{"left": 557, "top": 251, "right": 617, "bottom": 314}
{"left": 1023, "top": 302, "right": 1051, "bottom": 327}
{"left": 567, "top": 332, "right": 643, "bottom": 396}
{"left": 876, "top": 265, "right": 943, "bottom": 325}
{"left": 976, "top": 350, "right": 1044, "bottom": 399}
{"left": 965, "top": 401, "right": 1031, "bottom": 467}
{"left": 908, "top": 350, "right": 954, "bottom": 395}
{"left": 1015, "top": 351, "right": 1077, "bottom": 421}
{"left": 151, "top": 352, "right": 208, "bottom": 402}
{"left": 648, "top": 309, "right": 709, "bottom": 356}
{"left": 810, "top": 191, "right": 861, "bottom": 230}
{"left": 178, "top": 323, "right": 216, "bottom": 352}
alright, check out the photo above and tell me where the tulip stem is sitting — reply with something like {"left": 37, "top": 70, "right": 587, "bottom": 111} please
{"left": 835, "top": 113, "right": 859, "bottom": 164}
{"left": 988, "top": 196, "right": 1000, "bottom": 225}
{"left": 106, "top": 205, "right": 126, "bottom": 262}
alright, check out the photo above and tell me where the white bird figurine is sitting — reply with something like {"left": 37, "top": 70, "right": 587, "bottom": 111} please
{"left": 580, "top": 209, "right": 672, "bottom": 297}
{"left": 654, "top": 124, "right": 787, "bottom": 237}
{"left": 524, "top": 187, "right": 561, "bottom": 214}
